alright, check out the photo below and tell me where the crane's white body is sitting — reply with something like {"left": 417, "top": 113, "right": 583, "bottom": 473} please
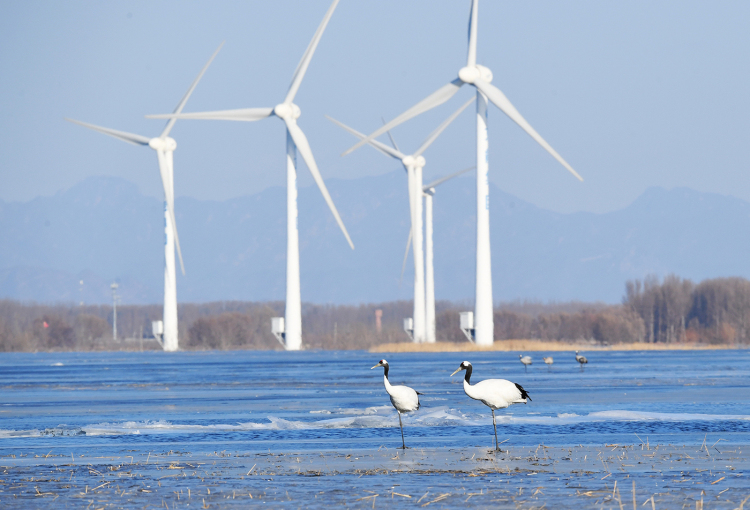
{"left": 329, "top": 100, "right": 471, "bottom": 343}
{"left": 372, "top": 359, "right": 420, "bottom": 448}
{"left": 344, "top": 0, "right": 583, "bottom": 348}
{"left": 519, "top": 355, "right": 532, "bottom": 366}
{"left": 452, "top": 360, "right": 529, "bottom": 451}
{"left": 148, "top": 0, "right": 352, "bottom": 351}
{"left": 543, "top": 356, "right": 554, "bottom": 365}
{"left": 66, "top": 45, "right": 222, "bottom": 352}
{"left": 383, "top": 374, "right": 420, "bottom": 413}
{"left": 463, "top": 377, "right": 527, "bottom": 410}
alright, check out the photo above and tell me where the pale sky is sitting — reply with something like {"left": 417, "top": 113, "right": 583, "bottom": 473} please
{"left": 1, "top": 1, "right": 749, "bottom": 214}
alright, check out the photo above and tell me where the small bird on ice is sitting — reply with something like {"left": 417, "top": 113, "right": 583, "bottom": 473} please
{"left": 451, "top": 361, "right": 531, "bottom": 452}
{"left": 371, "top": 359, "right": 422, "bottom": 449}
{"left": 519, "top": 354, "right": 532, "bottom": 371}
{"left": 575, "top": 350, "right": 588, "bottom": 369}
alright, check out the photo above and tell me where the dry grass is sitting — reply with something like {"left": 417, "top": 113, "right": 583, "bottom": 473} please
{"left": 370, "top": 340, "right": 742, "bottom": 353}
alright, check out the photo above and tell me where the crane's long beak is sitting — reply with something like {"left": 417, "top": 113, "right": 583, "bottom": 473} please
{"left": 370, "top": 364, "right": 380, "bottom": 370}
{"left": 450, "top": 367, "right": 463, "bottom": 377}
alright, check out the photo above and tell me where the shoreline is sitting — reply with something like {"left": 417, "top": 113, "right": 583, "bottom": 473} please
{"left": 370, "top": 340, "right": 743, "bottom": 353}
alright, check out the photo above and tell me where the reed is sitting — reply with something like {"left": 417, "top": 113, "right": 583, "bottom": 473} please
{"left": 370, "top": 340, "right": 739, "bottom": 353}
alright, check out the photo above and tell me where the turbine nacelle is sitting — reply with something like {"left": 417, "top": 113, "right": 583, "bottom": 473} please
{"left": 458, "top": 64, "right": 493, "bottom": 84}
{"left": 274, "top": 103, "right": 301, "bottom": 120}
{"left": 149, "top": 137, "right": 177, "bottom": 152}
{"left": 402, "top": 155, "right": 426, "bottom": 168}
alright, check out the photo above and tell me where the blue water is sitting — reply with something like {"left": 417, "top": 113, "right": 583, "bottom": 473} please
{"left": 2, "top": 349, "right": 749, "bottom": 451}
{"left": 2, "top": 349, "right": 749, "bottom": 509}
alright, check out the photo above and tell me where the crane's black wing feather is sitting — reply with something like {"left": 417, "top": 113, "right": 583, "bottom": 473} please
{"left": 515, "top": 383, "right": 532, "bottom": 402}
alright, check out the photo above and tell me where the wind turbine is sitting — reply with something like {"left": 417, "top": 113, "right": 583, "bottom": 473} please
{"left": 65, "top": 43, "right": 223, "bottom": 352}
{"left": 342, "top": 0, "right": 583, "bottom": 346}
{"left": 147, "top": 0, "right": 352, "bottom": 351}
{"left": 327, "top": 98, "right": 472, "bottom": 343}
{"left": 422, "top": 166, "right": 474, "bottom": 343}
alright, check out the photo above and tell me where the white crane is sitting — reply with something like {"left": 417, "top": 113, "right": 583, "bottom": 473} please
{"left": 519, "top": 354, "right": 532, "bottom": 371}
{"left": 371, "top": 359, "right": 422, "bottom": 449}
{"left": 66, "top": 43, "right": 223, "bottom": 352}
{"left": 451, "top": 361, "right": 530, "bottom": 451}
{"left": 575, "top": 350, "right": 588, "bottom": 369}
{"left": 147, "top": 0, "right": 352, "bottom": 351}
{"left": 327, "top": 99, "right": 472, "bottom": 343}
{"left": 343, "top": 0, "right": 584, "bottom": 347}
{"left": 543, "top": 356, "right": 554, "bottom": 367}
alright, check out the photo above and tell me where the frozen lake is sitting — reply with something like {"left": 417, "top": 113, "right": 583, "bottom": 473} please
{"left": 1, "top": 349, "right": 748, "bottom": 507}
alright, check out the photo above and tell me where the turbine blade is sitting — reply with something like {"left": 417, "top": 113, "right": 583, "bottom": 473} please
{"left": 146, "top": 107, "right": 273, "bottom": 122}
{"left": 284, "top": 0, "right": 340, "bottom": 104}
{"left": 414, "top": 97, "right": 473, "bottom": 157}
{"left": 285, "top": 118, "right": 355, "bottom": 249}
{"left": 65, "top": 118, "right": 150, "bottom": 146}
{"left": 325, "top": 116, "right": 406, "bottom": 160}
{"left": 342, "top": 78, "right": 464, "bottom": 156}
{"left": 467, "top": 0, "right": 478, "bottom": 67}
{"left": 156, "top": 151, "right": 186, "bottom": 275}
{"left": 399, "top": 228, "right": 412, "bottom": 287}
{"left": 161, "top": 41, "right": 224, "bottom": 138}
{"left": 382, "top": 116, "right": 401, "bottom": 153}
{"left": 474, "top": 79, "right": 584, "bottom": 181}
{"left": 423, "top": 165, "right": 475, "bottom": 190}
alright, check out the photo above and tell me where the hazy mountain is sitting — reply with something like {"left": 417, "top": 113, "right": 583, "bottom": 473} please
{"left": 1, "top": 174, "right": 748, "bottom": 305}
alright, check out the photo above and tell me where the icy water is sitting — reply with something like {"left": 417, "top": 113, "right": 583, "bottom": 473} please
{"left": 1, "top": 349, "right": 749, "bottom": 508}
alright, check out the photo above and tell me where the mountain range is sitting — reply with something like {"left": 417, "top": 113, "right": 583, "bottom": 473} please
{"left": 1, "top": 173, "right": 748, "bottom": 305}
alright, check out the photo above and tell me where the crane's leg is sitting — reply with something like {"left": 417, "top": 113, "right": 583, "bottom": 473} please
{"left": 398, "top": 412, "right": 406, "bottom": 449}
{"left": 492, "top": 410, "right": 499, "bottom": 452}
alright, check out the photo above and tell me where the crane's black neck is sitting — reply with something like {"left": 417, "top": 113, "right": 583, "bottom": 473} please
{"left": 382, "top": 364, "right": 389, "bottom": 380}
{"left": 464, "top": 365, "right": 472, "bottom": 384}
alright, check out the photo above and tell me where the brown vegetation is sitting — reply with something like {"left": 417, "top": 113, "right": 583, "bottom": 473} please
{"left": 0, "top": 275, "right": 748, "bottom": 352}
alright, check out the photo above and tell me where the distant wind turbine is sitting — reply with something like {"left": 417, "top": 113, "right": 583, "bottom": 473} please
{"left": 327, "top": 98, "right": 472, "bottom": 343}
{"left": 422, "top": 166, "right": 474, "bottom": 343}
{"left": 65, "top": 43, "right": 223, "bottom": 352}
{"left": 147, "top": 0, "right": 352, "bottom": 351}
{"left": 342, "top": 0, "right": 584, "bottom": 347}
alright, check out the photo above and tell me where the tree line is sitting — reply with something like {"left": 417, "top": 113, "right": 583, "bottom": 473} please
{"left": 0, "top": 275, "right": 748, "bottom": 351}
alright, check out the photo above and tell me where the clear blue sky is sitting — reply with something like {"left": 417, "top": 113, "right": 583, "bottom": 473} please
{"left": 1, "top": 1, "right": 749, "bottom": 214}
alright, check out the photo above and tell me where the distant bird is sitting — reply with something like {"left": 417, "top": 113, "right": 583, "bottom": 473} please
{"left": 543, "top": 356, "right": 554, "bottom": 367}
{"left": 519, "top": 354, "right": 532, "bottom": 371}
{"left": 451, "top": 361, "right": 531, "bottom": 452}
{"left": 575, "top": 350, "right": 588, "bottom": 369}
{"left": 371, "top": 359, "right": 422, "bottom": 449}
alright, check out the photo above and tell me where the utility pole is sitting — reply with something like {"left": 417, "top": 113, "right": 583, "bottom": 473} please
{"left": 111, "top": 282, "right": 119, "bottom": 341}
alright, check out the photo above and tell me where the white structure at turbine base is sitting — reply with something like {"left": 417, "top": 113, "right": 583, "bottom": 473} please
{"left": 328, "top": 99, "right": 472, "bottom": 343}
{"left": 67, "top": 44, "right": 223, "bottom": 352}
{"left": 343, "top": 0, "right": 584, "bottom": 347}
{"left": 147, "top": 0, "right": 352, "bottom": 351}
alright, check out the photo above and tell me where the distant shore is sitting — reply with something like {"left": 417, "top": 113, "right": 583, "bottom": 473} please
{"left": 370, "top": 340, "right": 742, "bottom": 353}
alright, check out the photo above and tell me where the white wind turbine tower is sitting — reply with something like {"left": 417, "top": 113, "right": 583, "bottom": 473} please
{"left": 66, "top": 43, "right": 223, "bottom": 352}
{"left": 342, "top": 0, "right": 583, "bottom": 346}
{"left": 421, "top": 166, "right": 474, "bottom": 343}
{"left": 147, "top": 0, "right": 352, "bottom": 351}
{"left": 328, "top": 98, "right": 472, "bottom": 343}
